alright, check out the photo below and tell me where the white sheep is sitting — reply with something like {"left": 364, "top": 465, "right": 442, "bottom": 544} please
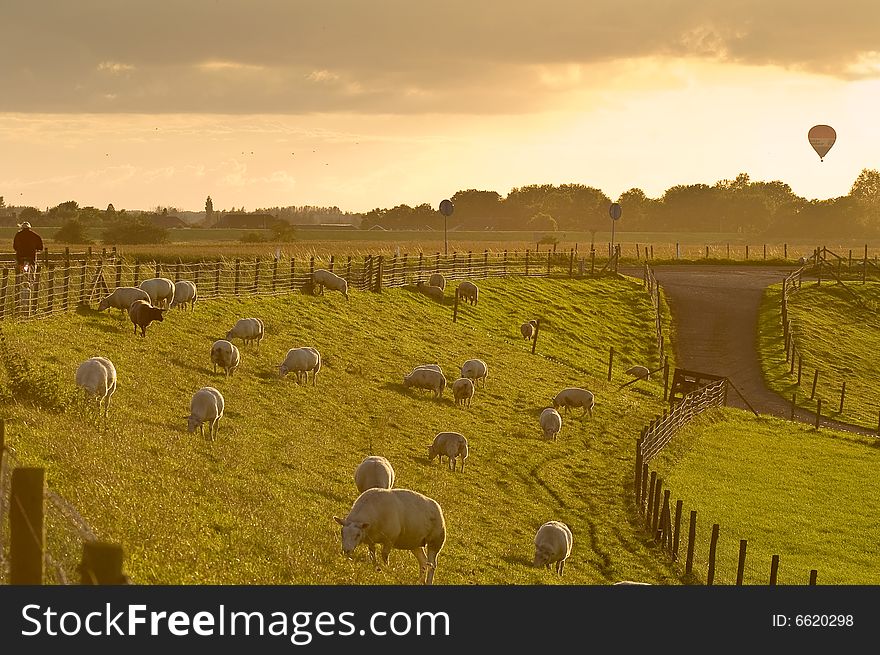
{"left": 533, "top": 520, "right": 573, "bottom": 575}
{"left": 412, "top": 364, "right": 443, "bottom": 375}
{"left": 226, "top": 317, "right": 264, "bottom": 346}
{"left": 521, "top": 319, "right": 538, "bottom": 340}
{"left": 428, "top": 273, "right": 446, "bottom": 290}
{"left": 96, "top": 286, "right": 150, "bottom": 314}
{"left": 624, "top": 365, "right": 650, "bottom": 380}
{"left": 456, "top": 280, "right": 479, "bottom": 305}
{"left": 540, "top": 407, "right": 562, "bottom": 440}
{"left": 333, "top": 488, "right": 446, "bottom": 585}
{"left": 187, "top": 386, "right": 225, "bottom": 441}
{"left": 552, "top": 387, "right": 595, "bottom": 418}
{"left": 169, "top": 280, "right": 197, "bottom": 310}
{"left": 460, "top": 358, "right": 488, "bottom": 387}
{"left": 210, "top": 339, "right": 241, "bottom": 377}
{"left": 354, "top": 456, "right": 396, "bottom": 493}
{"left": 279, "top": 346, "right": 321, "bottom": 385}
{"left": 74, "top": 356, "right": 117, "bottom": 417}
{"left": 139, "top": 277, "right": 176, "bottom": 308}
{"left": 452, "top": 377, "right": 475, "bottom": 408}
{"left": 427, "top": 432, "right": 469, "bottom": 472}
{"left": 312, "top": 268, "right": 349, "bottom": 300}
{"left": 416, "top": 282, "right": 444, "bottom": 301}
{"left": 402, "top": 367, "right": 446, "bottom": 398}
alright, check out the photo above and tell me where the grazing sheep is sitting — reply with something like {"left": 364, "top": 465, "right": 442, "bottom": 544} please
{"left": 96, "top": 286, "right": 150, "bottom": 314}
{"left": 333, "top": 488, "right": 446, "bottom": 585}
{"left": 412, "top": 364, "right": 443, "bottom": 375}
{"left": 428, "top": 273, "right": 446, "bottom": 290}
{"left": 312, "top": 268, "right": 349, "bottom": 300}
{"left": 128, "top": 299, "right": 165, "bottom": 337}
{"left": 74, "top": 356, "right": 117, "bottom": 417}
{"left": 540, "top": 407, "right": 562, "bottom": 440}
{"left": 533, "top": 521, "right": 573, "bottom": 575}
{"left": 416, "top": 282, "right": 444, "bottom": 301}
{"left": 210, "top": 339, "right": 241, "bottom": 377}
{"left": 460, "top": 358, "right": 488, "bottom": 387}
{"left": 456, "top": 280, "right": 479, "bottom": 305}
{"left": 169, "top": 280, "right": 197, "bottom": 310}
{"left": 521, "top": 319, "right": 538, "bottom": 340}
{"left": 354, "top": 456, "right": 396, "bottom": 493}
{"left": 187, "top": 386, "right": 225, "bottom": 441}
{"left": 279, "top": 347, "right": 321, "bottom": 385}
{"left": 624, "top": 365, "right": 650, "bottom": 380}
{"left": 427, "top": 432, "right": 469, "bottom": 472}
{"left": 452, "top": 377, "right": 475, "bottom": 408}
{"left": 225, "top": 317, "right": 264, "bottom": 346}
{"left": 139, "top": 277, "right": 176, "bottom": 308}
{"left": 402, "top": 367, "right": 446, "bottom": 398}
{"left": 552, "top": 387, "right": 595, "bottom": 418}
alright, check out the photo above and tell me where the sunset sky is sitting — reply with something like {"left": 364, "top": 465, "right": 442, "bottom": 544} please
{"left": 1, "top": 0, "right": 878, "bottom": 213}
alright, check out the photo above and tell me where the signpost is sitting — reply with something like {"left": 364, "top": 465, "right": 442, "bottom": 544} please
{"left": 609, "top": 202, "right": 622, "bottom": 259}
{"left": 439, "top": 199, "right": 454, "bottom": 255}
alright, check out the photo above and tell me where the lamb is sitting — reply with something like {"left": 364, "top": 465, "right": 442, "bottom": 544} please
{"left": 354, "top": 456, "right": 396, "bottom": 493}
{"left": 624, "top": 365, "right": 650, "bottom": 380}
{"left": 416, "top": 282, "right": 444, "bottom": 301}
{"left": 139, "top": 277, "right": 175, "bottom": 308}
{"left": 312, "top": 268, "right": 349, "bottom": 300}
{"left": 279, "top": 347, "right": 321, "bottom": 385}
{"left": 456, "top": 280, "right": 479, "bottom": 305}
{"left": 96, "top": 286, "right": 150, "bottom": 314}
{"left": 428, "top": 273, "right": 446, "bottom": 290}
{"left": 452, "top": 377, "right": 475, "bottom": 408}
{"left": 521, "top": 319, "right": 538, "bottom": 340}
{"left": 225, "top": 317, "right": 264, "bottom": 346}
{"left": 552, "top": 387, "right": 595, "bottom": 418}
{"left": 402, "top": 367, "right": 446, "bottom": 398}
{"left": 460, "top": 358, "right": 488, "bottom": 387}
{"left": 427, "top": 431, "right": 469, "bottom": 472}
{"left": 540, "top": 407, "right": 562, "bottom": 440}
{"left": 210, "top": 339, "right": 241, "bottom": 377}
{"left": 333, "top": 488, "right": 446, "bottom": 585}
{"left": 169, "top": 280, "right": 197, "bottom": 310}
{"left": 187, "top": 386, "right": 225, "bottom": 441}
{"left": 128, "top": 299, "right": 165, "bottom": 337}
{"left": 74, "top": 356, "right": 117, "bottom": 417}
{"left": 533, "top": 520, "right": 573, "bottom": 575}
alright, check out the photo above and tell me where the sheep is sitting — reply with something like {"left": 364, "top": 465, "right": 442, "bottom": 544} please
{"left": 456, "top": 280, "right": 479, "bottom": 305}
{"left": 279, "top": 347, "right": 321, "bottom": 385}
{"left": 533, "top": 520, "right": 573, "bottom": 575}
{"left": 97, "top": 286, "right": 150, "bottom": 314}
{"left": 452, "top": 377, "right": 475, "bottom": 408}
{"left": 225, "top": 317, "right": 264, "bottom": 346}
{"left": 210, "top": 339, "right": 241, "bottom": 377}
{"left": 333, "top": 488, "right": 446, "bottom": 585}
{"left": 427, "top": 432, "right": 469, "bottom": 472}
{"left": 169, "top": 280, "right": 197, "bottom": 310}
{"left": 460, "top": 358, "right": 488, "bottom": 387}
{"left": 312, "top": 268, "right": 349, "bottom": 300}
{"left": 402, "top": 367, "right": 446, "bottom": 398}
{"left": 139, "top": 277, "right": 176, "bottom": 308}
{"left": 412, "top": 364, "right": 443, "bottom": 375}
{"left": 354, "top": 456, "right": 395, "bottom": 493}
{"left": 552, "top": 387, "right": 595, "bottom": 418}
{"left": 415, "top": 281, "right": 444, "bottom": 301}
{"left": 624, "top": 365, "right": 650, "bottom": 380}
{"left": 428, "top": 273, "right": 446, "bottom": 290}
{"left": 521, "top": 319, "right": 538, "bottom": 340}
{"left": 74, "top": 356, "right": 117, "bottom": 417}
{"left": 187, "top": 386, "right": 225, "bottom": 441}
{"left": 540, "top": 407, "right": 562, "bottom": 441}
{"left": 128, "top": 299, "right": 165, "bottom": 337}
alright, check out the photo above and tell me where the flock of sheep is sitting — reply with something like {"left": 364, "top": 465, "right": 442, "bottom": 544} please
{"left": 71, "top": 266, "right": 628, "bottom": 585}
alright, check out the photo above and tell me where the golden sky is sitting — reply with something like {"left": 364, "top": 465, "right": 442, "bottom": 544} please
{"left": 2, "top": 0, "right": 878, "bottom": 212}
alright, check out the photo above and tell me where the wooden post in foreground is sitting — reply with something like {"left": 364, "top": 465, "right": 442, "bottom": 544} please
{"left": 685, "top": 510, "right": 697, "bottom": 576}
{"left": 809, "top": 570, "right": 818, "bottom": 585}
{"left": 10, "top": 467, "right": 46, "bottom": 584}
{"left": 769, "top": 555, "right": 780, "bottom": 585}
{"left": 736, "top": 539, "right": 747, "bottom": 585}
{"left": 707, "top": 523, "right": 720, "bottom": 585}
{"left": 607, "top": 346, "right": 614, "bottom": 382}
{"left": 80, "top": 542, "right": 129, "bottom": 584}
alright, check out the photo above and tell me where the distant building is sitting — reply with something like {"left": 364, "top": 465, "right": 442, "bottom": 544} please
{"left": 214, "top": 213, "right": 276, "bottom": 229}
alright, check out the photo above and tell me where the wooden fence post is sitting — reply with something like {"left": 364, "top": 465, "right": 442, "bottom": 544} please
{"left": 253, "top": 258, "right": 261, "bottom": 293}
{"left": 791, "top": 393, "right": 797, "bottom": 421}
{"left": 656, "top": 490, "right": 670, "bottom": 543}
{"left": 569, "top": 249, "right": 574, "bottom": 277}
{"left": 234, "top": 259, "right": 241, "bottom": 295}
{"left": 607, "top": 346, "right": 614, "bottom": 382}
{"left": 672, "top": 500, "right": 683, "bottom": 561}
{"left": 651, "top": 478, "right": 662, "bottom": 535}
{"left": 634, "top": 438, "right": 643, "bottom": 503}
{"left": 797, "top": 355, "right": 803, "bottom": 385}
{"left": 62, "top": 264, "right": 70, "bottom": 312}
{"left": 0, "top": 268, "right": 8, "bottom": 320}
{"left": 839, "top": 381, "right": 846, "bottom": 414}
{"left": 663, "top": 356, "right": 670, "bottom": 401}
{"left": 645, "top": 472, "right": 657, "bottom": 530}
{"left": 79, "top": 260, "right": 87, "bottom": 305}
{"left": 155, "top": 262, "right": 160, "bottom": 279}
{"left": 769, "top": 555, "right": 779, "bottom": 585}
{"left": 452, "top": 289, "right": 459, "bottom": 323}
{"left": 707, "top": 523, "right": 720, "bottom": 586}
{"left": 116, "top": 259, "right": 123, "bottom": 288}
{"left": 467, "top": 251, "right": 472, "bottom": 277}
{"left": 329, "top": 255, "right": 335, "bottom": 273}
{"left": 47, "top": 266, "right": 54, "bottom": 314}
{"left": 80, "top": 542, "right": 128, "bottom": 584}
{"left": 745, "top": 244, "right": 749, "bottom": 260}
{"left": 503, "top": 250, "right": 508, "bottom": 275}
{"left": 133, "top": 262, "right": 140, "bottom": 287}
{"left": 736, "top": 539, "right": 747, "bottom": 585}
{"left": 685, "top": 510, "right": 697, "bottom": 575}
{"left": 809, "top": 570, "right": 818, "bottom": 585}
{"left": 375, "top": 256, "right": 384, "bottom": 293}
{"left": 640, "top": 463, "right": 648, "bottom": 513}
{"left": 525, "top": 250, "right": 530, "bottom": 276}
{"left": 215, "top": 262, "right": 221, "bottom": 297}
{"left": 290, "top": 258, "right": 297, "bottom": 291}
{"left": 531, "top": 319, "right": 539, "bottom": 354}
{"left": 10, "top": 467, "right": 46, "bottom": 584}
{"left": 174, "top": 262, "right": 181, "bottom": 283}
{"left": 784, "top": 243, "right": 787, "bottom": 259}
{"left": 272, "top": 257, "right": 278, "bottom": 292}
{"left": 810, "top": 369, "right": 819, "bottom": 400}
{"left": 815, "top": 399, "right": 822, "bottom": 430}
{"left": 546, "top": 249, "right": 551, "bottom": 275}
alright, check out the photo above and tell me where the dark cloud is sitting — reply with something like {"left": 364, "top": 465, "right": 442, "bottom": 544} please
{"left": 2, "top": 0, "right": 877, "bottom": 113}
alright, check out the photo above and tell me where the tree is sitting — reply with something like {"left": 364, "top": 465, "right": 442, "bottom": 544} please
{"left": 54, "top": 219, "right": 92, "bottom": 244}
{"left": 102, "top": 216, "right": 168, "bottom": 244}
{"left": 849, "top": 168, "right": 880, "bottom": 233}
{"left": 0, "top": 196, "right": 5, "bottom": 208}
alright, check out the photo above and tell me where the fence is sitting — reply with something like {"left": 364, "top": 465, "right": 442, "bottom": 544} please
{"left": 642, "top": 263, "right": 666, "bottom": 370}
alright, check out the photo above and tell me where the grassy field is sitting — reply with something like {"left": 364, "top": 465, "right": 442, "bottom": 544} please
{"left": 758, "top": 281, "right": 880, "bottom": 429}
{"left": 0, "top": 275, "right": 679, "bottom": 585}
{"left": 652, "top": 408, "right": 880, "bottom": 585}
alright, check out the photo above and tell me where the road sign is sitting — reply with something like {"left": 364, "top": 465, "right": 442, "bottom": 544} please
{"left": 439, "top": 199, "right": 454, "bottom": 216}
{"left": 609, "top": 203, "right": 622, "bottom": 221}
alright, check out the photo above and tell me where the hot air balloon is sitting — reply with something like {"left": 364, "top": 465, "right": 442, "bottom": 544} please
{"left": 808, "top": 125, "right": 836, "bottom": 162}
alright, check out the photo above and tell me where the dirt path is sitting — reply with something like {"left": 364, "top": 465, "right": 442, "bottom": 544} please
{"left": 622, "top": 265, "right": 876, "bottom": 437}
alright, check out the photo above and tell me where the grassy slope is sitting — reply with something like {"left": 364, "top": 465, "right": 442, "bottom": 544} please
{"left": 653, "top": 408, "right": 880, "bottom": 585}
{"left": 0, "top": 276, "right": 677, "bottom": 585}
{"left": 758, "top": 282, "right": 880, "bottom": 428}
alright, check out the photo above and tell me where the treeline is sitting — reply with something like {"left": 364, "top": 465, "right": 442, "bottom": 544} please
{"left": 360, "top": 169, "right": 880, "bottom": 238}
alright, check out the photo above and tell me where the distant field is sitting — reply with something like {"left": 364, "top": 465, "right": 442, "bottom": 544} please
{"left": 653, "top": 408, "right": 880, "bottom": 584}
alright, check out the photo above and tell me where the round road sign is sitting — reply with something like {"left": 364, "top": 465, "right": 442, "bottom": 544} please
{"left": 439, "top": 199, "right": 454, "bottom": 216}
{"left": 609, "top": 202, "right": 622, "bottom": 221}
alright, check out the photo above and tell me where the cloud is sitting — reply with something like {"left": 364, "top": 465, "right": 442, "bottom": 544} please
{"left": 97, "top": 61, "right": 135, "bottom": 73}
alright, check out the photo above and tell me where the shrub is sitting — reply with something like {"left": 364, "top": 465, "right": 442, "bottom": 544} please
{"left": 102, "top": 216, "right": 169, "bottom": 244}
{"left": 54, "top": 219, "right": 93, "bottom": 244}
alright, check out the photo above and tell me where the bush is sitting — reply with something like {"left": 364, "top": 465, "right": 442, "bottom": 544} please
{"left": 102, "top": 216, "right": 169, "bottom": 244}
{"left": 240, "top": 232, "right": 267, "bottom": 243}
{"left": 54, "top": 219, "right": 93, "bottom": 244}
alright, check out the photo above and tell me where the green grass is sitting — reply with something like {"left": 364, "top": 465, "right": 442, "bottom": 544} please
{"left": 758, "top": 282, "right": 880, "bottom": 429}
{"left": 0, "top": 276, "right": 679, "bottom": 585}
{"left": 653, "top": 408, "right": 880, "bottom": 584}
